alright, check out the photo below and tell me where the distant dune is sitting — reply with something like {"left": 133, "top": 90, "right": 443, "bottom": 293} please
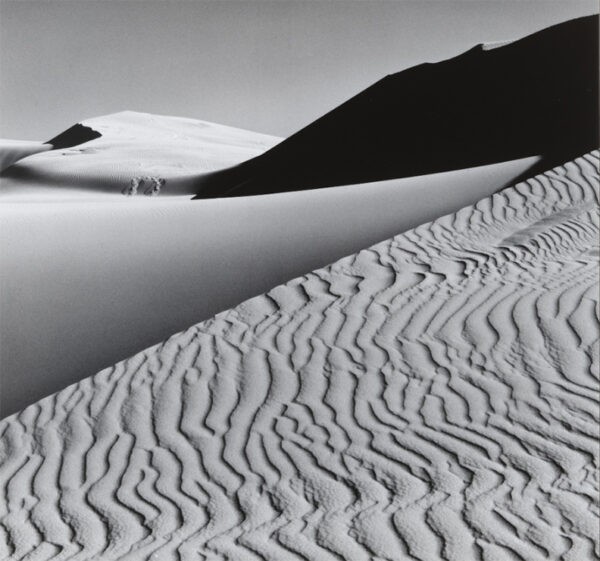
{"left": 194, "top": 15, "right": 599, "bottom": 198}
{"left": 1, "top": 152, "right": 597, "bottom": 560}
{"left": 0, "top": 111, "right": 281, "bottom": 199}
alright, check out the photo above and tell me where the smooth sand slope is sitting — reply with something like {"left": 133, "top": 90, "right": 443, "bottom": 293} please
{"left": 194, "top": 15, "right": 598, "bottom": 198}
{"left": 0, "top": 152, "right": 597, "bottom": 561}
{"left": 0, "top": 154, "right": 539, "bottom": 416}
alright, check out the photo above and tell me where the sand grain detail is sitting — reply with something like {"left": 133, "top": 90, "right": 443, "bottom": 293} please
{"left": 0, "top": 152, "right": 598, "bottom": 561}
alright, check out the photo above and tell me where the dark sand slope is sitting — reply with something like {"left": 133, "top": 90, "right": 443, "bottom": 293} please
{"left": 1, "top": 152, "right": 597, "bottom": 561}
{"left": 195, "top": 15, "right": 598, "bottom": 199}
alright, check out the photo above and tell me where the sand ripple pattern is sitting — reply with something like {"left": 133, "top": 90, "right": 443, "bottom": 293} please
{"left": 1, "top": 152, "right": 598, "bottom": 561}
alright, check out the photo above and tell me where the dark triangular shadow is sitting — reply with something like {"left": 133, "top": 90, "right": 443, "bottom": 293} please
{"left": 45, "top": 123, "right": 102, "bottom": 150}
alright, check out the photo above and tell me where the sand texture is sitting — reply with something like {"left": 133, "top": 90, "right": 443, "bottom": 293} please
{"left": 0, "top": 152, "right": 598, "bottom": 560}
{"left": 0, "top": 141, "right": 539, "bottom": 415}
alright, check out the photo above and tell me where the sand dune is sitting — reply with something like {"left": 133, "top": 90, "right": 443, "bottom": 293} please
{"left": 194, "top": 15, "right": 598, "bottom": 198}
{"left": 0, "top": 154, "right": 540, "bottom": 416}
{"left": 0, "top": 139, "right": 51, "bottom": 173}
{"left": 0, "top": 151, "right": 597, "bottom": 560}
{"left": 0, "top": 111, "right": 281, "bottom": 199}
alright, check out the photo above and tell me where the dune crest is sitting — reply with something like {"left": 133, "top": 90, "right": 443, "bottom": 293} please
{"left": 0, "top": 151, "right": 597, "bottom": 560}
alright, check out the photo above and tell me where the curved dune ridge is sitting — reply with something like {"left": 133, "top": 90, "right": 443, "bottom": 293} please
{"left": 0, "top": 140, "right": 51, "bottom": 173}
{"left": 0, "top": 152, "right": 598, "bottom": 560}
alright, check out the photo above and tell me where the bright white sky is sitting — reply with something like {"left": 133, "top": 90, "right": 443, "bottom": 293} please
{"left": 0, "top": 0, "right": 597, "bottom": 140}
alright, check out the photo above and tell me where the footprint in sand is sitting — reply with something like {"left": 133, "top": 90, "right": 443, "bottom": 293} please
{"left": 122, "top": 176, "right": 165, "bottom": 196}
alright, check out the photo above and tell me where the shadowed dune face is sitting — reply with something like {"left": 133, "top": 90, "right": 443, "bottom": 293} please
{"left": 0, "top": 155, "right": 540, "bottom": 416}
{"left": 0, "top": 152, "right": 597, "bottom": 560}
{"left": 195, "top": 15, "right": 599, "bottom": 198}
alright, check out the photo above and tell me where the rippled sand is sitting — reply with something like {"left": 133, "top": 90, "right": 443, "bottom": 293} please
{"left": 1, "top": 152, "right": 597, "bottom": 560}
